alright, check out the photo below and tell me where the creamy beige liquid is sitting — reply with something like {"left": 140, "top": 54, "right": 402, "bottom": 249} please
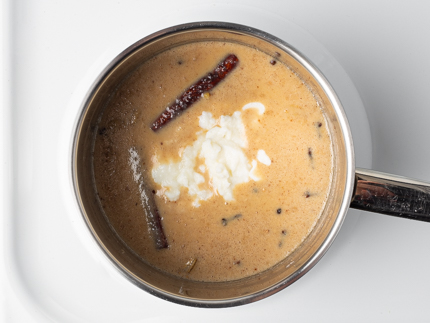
{"left": 93, "top": 41, "right": 332, "bottom": 282}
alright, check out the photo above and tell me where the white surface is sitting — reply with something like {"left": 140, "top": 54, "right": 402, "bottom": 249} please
{"left": 2, "top": 1, "right": 430, "bottom": 322}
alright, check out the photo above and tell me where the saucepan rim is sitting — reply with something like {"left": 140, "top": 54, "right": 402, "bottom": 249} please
{"left": 71, "top": 21, "right": 355, "bottom": 307}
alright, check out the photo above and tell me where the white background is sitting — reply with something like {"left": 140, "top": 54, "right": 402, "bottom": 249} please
{"left": 2, "top": 1, "right": 430, "bottom": 322}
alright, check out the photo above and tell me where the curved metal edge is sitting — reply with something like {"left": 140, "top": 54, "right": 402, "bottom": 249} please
{"left": 70, "top": 21, "right": 356, "bottom": 308}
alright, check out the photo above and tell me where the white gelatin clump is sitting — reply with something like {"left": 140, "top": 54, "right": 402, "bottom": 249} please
{"left": 152, "top": 104, "right": 269, "bottom": 207}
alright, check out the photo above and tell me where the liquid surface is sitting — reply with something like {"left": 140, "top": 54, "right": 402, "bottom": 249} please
{"left": 93, "top": 41, "right": 332, "bottom": 282}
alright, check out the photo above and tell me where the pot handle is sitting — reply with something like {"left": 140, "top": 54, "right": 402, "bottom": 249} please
{"left": 350, "top": 168, "right": 430, "bottom": 222}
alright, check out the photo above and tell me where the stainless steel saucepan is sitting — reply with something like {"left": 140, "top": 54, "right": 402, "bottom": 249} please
{"left": 72, "top": 22, "right": 430, "bottom": 307}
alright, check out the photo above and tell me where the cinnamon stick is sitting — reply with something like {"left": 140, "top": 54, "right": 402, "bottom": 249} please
{"left": 129, "top": 147, "right": 168, "bottom": 249}
{"left": 151, "top": 54, "right": 239, "bottom": 131}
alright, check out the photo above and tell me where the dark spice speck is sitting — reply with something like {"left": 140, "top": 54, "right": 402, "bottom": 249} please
{"left": 277, "top": 208, "right": 282, "bottom": 214}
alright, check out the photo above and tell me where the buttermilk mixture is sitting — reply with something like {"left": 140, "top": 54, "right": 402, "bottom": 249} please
{"left": 93, "top": 41, "right": 333, "bottom": 282}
